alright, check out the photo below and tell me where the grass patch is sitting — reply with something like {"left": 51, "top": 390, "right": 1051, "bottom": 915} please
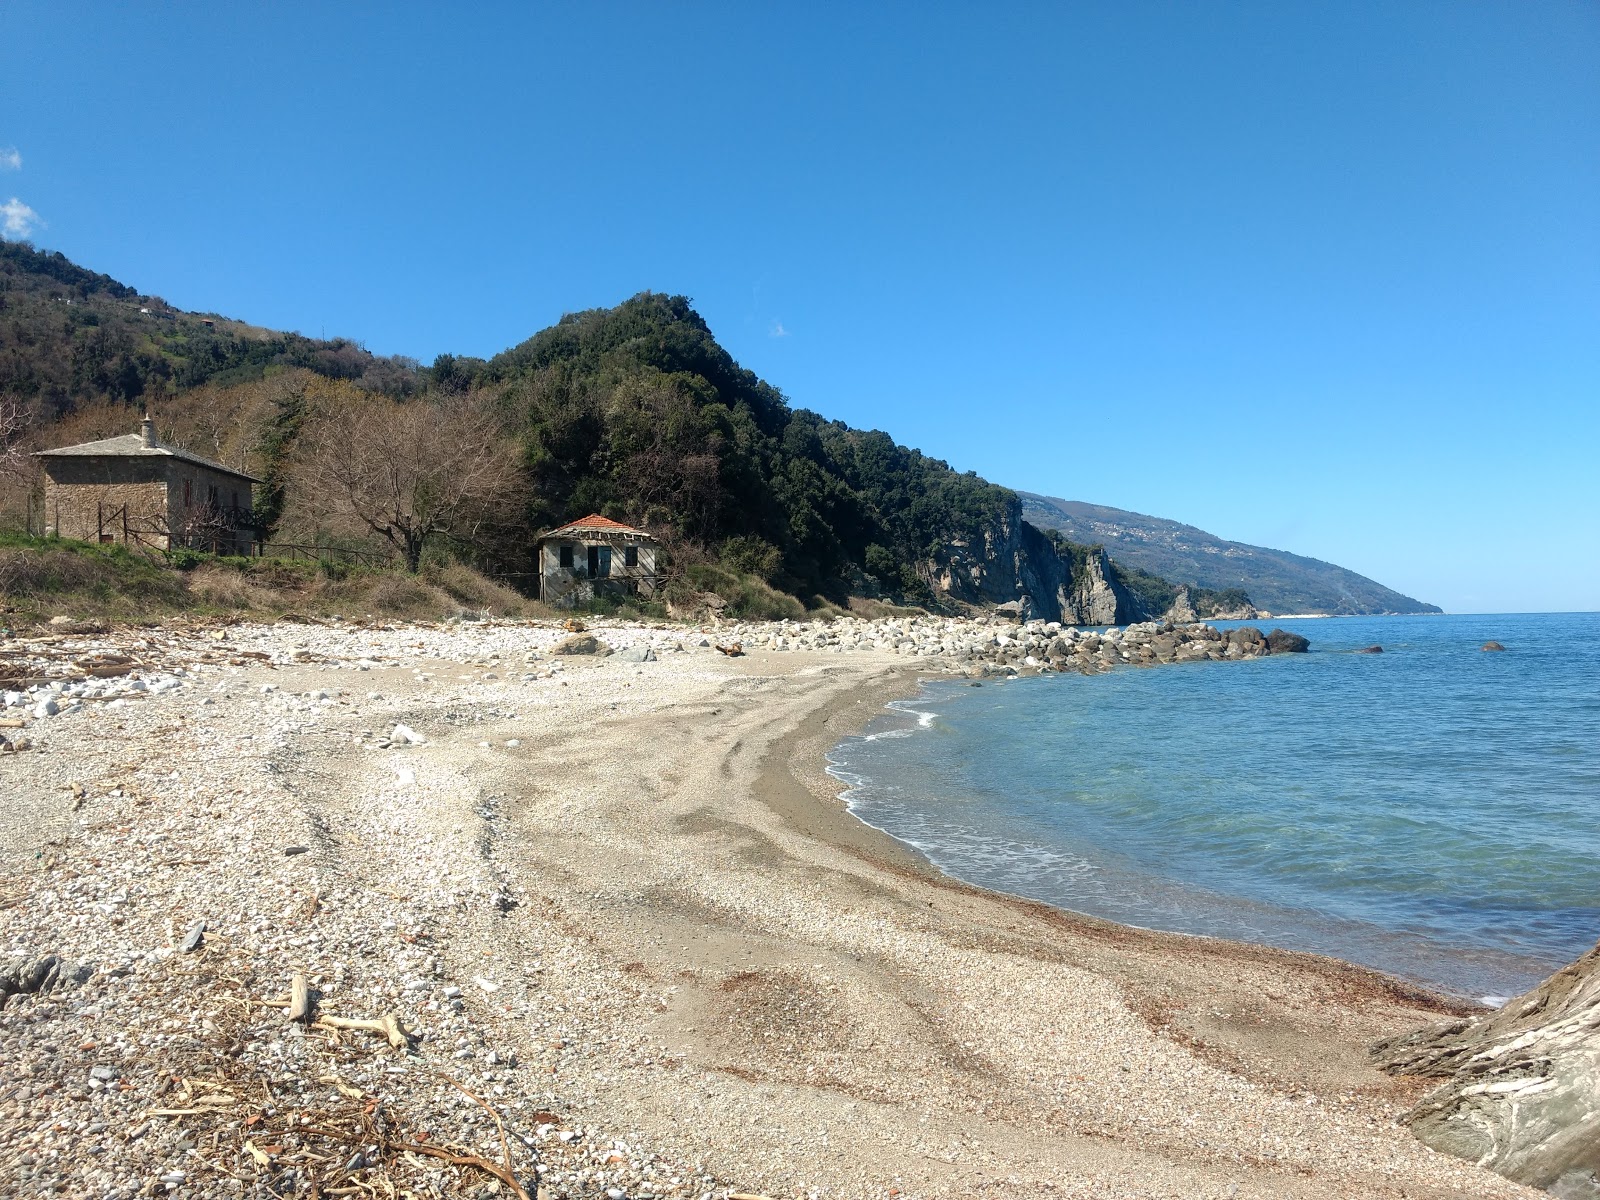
{"left": 674, "top": 562, "right": 809, "bottom": 622}
{"left": 0, "top": 534, "right": 540, "bottom": 626}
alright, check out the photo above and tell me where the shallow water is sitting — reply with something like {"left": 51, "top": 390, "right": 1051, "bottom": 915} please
{"left": 827, "top": 612, "right": 1600, "bottom": 1001}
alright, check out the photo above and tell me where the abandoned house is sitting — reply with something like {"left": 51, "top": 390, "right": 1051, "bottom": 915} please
{"left": 34, "top": 415, "right": 261, "bottom": 555}
{"left": 535, "top": 514, "right": 659, "bottom": 606}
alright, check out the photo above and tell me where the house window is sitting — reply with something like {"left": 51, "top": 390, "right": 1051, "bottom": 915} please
{"left": 588, "top": 545, "right": 609, "bottom": 578}
{"left": 558, "top": 544, "right": 574, "bottom": 569}
{"left": 183, "top": 479, "right": 192, "bottom": 506}
{"left": 624, "top": 545, "right": 638, "bottom": 568}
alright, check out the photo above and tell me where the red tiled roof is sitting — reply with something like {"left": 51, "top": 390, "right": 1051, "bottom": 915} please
{"left": 540, "top": 513, "right": 653, "bottom": 538}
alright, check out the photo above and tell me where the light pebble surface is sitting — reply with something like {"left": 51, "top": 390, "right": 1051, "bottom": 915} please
{"left": 0, "top": 614, "right": 1541, "bottom": 1199}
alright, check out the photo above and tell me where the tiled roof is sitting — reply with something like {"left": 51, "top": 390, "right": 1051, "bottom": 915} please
{"left": 35, "top": 432, "right": 263, "bottom": 483}
{"left": 540, "top": 513, "right": 653, "bottom": 539}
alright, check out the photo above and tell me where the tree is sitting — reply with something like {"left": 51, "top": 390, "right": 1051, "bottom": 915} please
{"left": 0, "top": 395, "right": 25, "bottom": 482}
{"left": 292, "top": 389, "right": 523, "bottom": 572}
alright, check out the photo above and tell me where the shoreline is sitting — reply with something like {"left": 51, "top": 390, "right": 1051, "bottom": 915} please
{"left": 799, "top": 672, "right": 1524, "bottom": 1008}
{"left": 767, "top": 668, "right": 1484, "bottom": 1015}
{"left": 0, "top": 617, "right": 1541, "bottom": 1199}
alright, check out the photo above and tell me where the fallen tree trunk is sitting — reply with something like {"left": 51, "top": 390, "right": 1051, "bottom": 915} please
{"left": 1372, "top": 939, "right": 1600, "bottom": 1195}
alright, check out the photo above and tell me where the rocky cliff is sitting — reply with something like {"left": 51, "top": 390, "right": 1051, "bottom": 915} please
{"left": 926, "top": 499, "right": 1148, "bottom": 625}
{"left": 1373, "top": 940, "right": 1600, "bottom": 1195}
{"left": 1019, "top": 492, "right": 1442, "bottom": 615}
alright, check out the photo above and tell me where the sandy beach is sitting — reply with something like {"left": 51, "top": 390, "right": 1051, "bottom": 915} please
{"left": 0, "top": 617, "right": 1541, "bottom": 1199}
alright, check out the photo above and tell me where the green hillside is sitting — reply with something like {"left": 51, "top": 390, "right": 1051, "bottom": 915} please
{"left": 1019, "top": 493, "right": 1440, "bottom": 615}
{"left": 0, "top": 239, "right": 418, "bottom": 414}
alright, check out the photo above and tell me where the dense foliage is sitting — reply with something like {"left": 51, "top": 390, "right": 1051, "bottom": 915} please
{"left": 481, "top": 293, "right": 1015, "bottom": 603}
{"left": 0, "top": 238, "right": 419, "bottom": 418}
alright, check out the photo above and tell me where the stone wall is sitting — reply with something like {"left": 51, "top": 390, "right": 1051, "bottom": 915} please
{"left": 162, "top": 462, "right": 255, "bottom": 554}
{"left": 42, "top": 459, "right": 170, "bottom": 547}
{"left": 42, "top": 457, "right": 254, "bottom": 554}
{"left": 539, "top": 539, "right": 659, "bottom": 607}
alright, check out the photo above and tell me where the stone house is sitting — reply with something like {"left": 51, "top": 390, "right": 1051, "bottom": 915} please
{"left": 535, "top": 514, "right": 659, "bottom": 607}
{"left": 34, "top": 415, "right": 260, "bottom": 555}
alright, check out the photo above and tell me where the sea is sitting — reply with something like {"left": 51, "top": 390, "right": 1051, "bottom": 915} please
{"left": 826, "top": 612, "right": 1600, "bottom": 1003}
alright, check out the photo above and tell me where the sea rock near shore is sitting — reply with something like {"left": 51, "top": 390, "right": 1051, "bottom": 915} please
{"left": 1482, "top": 641, "right": 1508, "bottom": 652}
{"left": 1266, "top": 628, "right": 1311, "bottom": 654}
{"left": 1373, "top": 939, "right": 1600, "bottom": 1195}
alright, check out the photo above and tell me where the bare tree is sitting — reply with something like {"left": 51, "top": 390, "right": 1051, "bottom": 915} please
{"left": 0, "top": 395, "right": 26, "bottom": 483}
{"left": 292, "top": 390, "right": 522, "bottom": 572}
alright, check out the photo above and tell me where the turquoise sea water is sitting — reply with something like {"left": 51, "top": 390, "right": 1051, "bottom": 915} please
{"left": 826, "top": 612, "right": 1600, "bottom": 1001}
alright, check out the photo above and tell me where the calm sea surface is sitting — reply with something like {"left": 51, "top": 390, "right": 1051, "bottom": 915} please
{"left": 826, "top": 612, "right": 1600, "bottom": 1001}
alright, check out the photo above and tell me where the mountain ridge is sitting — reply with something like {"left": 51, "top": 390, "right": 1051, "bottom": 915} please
{"left": 1018, "top": 492, "right": 1441, "bottom": 615}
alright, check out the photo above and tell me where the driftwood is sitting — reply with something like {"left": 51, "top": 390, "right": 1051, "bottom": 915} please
{"left": 715, "top": 643, "right": 744, "bottom": 657}
{"left": 314, "top": 1012, "right": 410, "bottom": 1049}
{"left": 1373, "top": 939, "right": 1600, "bottom": 1192}
{"left": 287, "top": 973, "right": 310, "bottom": 1023}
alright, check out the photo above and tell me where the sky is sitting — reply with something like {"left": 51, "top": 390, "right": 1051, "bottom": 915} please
{"left": 3, "top": 2, "right": 1596, "bottom": 613}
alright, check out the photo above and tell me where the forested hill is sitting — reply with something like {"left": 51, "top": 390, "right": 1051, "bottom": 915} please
{"left": 470, "top": 293, "right": 1017, "bottom": 603}
{"left": 1, "top": 242, "right": 1027, "bottom": 610}
{"left": 1019, "top": 493, "right": 1441, "bottom": 615}
{"left": 0, "top": 239, "right": 420, "bottom": 411}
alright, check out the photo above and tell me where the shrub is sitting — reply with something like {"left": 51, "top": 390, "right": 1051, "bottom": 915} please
{"left": 718, "top": 535, "right": 781, "bottom": 582}
{"left": 364, "top": 574, "right": 442, "bottom": 618}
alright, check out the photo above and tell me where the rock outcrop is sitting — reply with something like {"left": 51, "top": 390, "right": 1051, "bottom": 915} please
{"left": 1164, "top": 586, "right": 1200, "bottom": 624}
{"left": 1265, "top": 628, "right": 1310, "bottom": 654}
{"left": 729, "top": 615, "right": 1308, "bottom": 673}
{"left": 1373, "top": 940, "right": 1600, "bottom": 1196}
{"left": 927, "top": 498, "right": 1148, "bottom": 625}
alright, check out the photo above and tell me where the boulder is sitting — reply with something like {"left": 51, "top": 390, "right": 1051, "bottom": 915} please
{"left": 1265, "top": 629, "right": 1310, "bottom": 654}
{"left": 613, "top": 646, "right": 655, "bottom": 663}
{"left": 1356, "top": 645, "right": 1383, "bottom": 654}
{"left": 1481, "top": 641, "right": 1507, "bottom": 652}
{"left": 551, "top": 633, "right": 611, "bottom": 657}
{"left": 1373, "top": 939, "right": 1600, "bottom": 1194}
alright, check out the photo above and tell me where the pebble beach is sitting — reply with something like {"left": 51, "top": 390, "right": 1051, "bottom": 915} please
{"left": 0, "top": 612, "right": 1544, "bottom": 1199}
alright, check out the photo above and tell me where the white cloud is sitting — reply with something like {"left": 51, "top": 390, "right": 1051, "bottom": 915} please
{"left": 0, "top": 147, "right": 19, "bottom": 170}
{"left": 769, "top": 320, "right": 790, "bottom": 338}
{"left": 1, "top": 198, "right": 43, "bottom": 238}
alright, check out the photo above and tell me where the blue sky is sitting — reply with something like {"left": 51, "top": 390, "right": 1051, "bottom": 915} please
{"left": 3, "top": 2, "right": 1596, "bottom": 612}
